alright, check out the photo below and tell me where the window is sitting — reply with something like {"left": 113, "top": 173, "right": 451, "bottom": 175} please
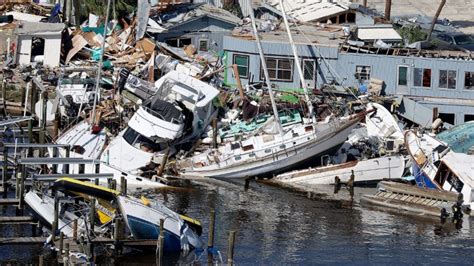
{"left": 165, "top": 38, "right": 191, "bottom": 48}
{"left": 414, "top": 68, "right": 432, "bottom": 88}
{"left": 438, "top": 113, "right": 455, "bottom": 125}
{"left": 199, "top": 39, "right": 208, "bottom": 51}
{"left": 398, "top": 66, "right": 408, "bottom": 86}
{"left": 464, "top": 114, "right": 474, "bottom": 122}
{"left": 439, "top": 70, "right": 456, "bottom": 89}
{"left": 303, "top": 59, "right": 315, "bottom": 81}
{"left": 261, "top": 57, "right": 293, "bottom": 81}
{"left": 465, "top": 72, "right": 474, "bottom": 90}
{"left": 233, "top": 54, "right": 249, "bottom": 79}
{"left": 355, "top": 65, "right": 371, "bottom": 81}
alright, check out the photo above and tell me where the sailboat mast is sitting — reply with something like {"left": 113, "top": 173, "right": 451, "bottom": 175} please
{"left": 91, "top": 0, "right": 112, "bottom": 126}
{"left": 279, "top": 0, "right": 316, "bottom": 123}
{"left": 248, "top": 3, "right": 284, "bottom": 136}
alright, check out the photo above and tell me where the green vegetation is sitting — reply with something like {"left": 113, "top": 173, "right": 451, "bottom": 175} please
{"left": 397, "top": 25, "right": 427, "bottom": 44}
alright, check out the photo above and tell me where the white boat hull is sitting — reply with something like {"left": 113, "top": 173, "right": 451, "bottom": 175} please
{"left": 275, "top": 155, "right": 406, "bottom": 185}
{"left": 183, "top": 119, "right": 360, "bottom": 178}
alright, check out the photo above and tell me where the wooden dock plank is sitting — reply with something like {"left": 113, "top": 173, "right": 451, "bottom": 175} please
{"left": 0, "top": 199, "right": 19, "bottom": 205}
{"left": 0, "top": 216, "right": 35, "bottom": 224}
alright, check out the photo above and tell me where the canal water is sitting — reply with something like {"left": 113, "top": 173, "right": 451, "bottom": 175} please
{"left": 1, "top": 179, "right": 473, "bottom": 264}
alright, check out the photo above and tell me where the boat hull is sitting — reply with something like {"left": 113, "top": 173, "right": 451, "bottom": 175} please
{"left": 184, "top": 119, "right": 359, "bottom": 178}
{"left": 117, "top": 196, "right": 202, "bottom": 252}
{"left": 276, "top": 155, "right": 406, "bottom": 185}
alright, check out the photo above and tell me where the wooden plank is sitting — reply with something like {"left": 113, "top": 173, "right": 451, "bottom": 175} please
{"left": 0, "top": 216, "right": 35, "bottom": 224}
{"left": 0, "top": 237, "right": 46, "bottom": 245}
{"left": 0, "top": 199, "right": 19, "bottom": 205}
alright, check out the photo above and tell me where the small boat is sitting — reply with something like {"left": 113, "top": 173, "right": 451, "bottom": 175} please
{"left": 366, "top": 102, "right": 404, "bottom": 152}
{"left": 118, "top": 195, "right": 204, "bottom": 252}
{"left": 404, "top": 130, "right": 449, "bottom": 189}
{"left": 53, "top": 178, "right": 204, "bottom": 251}
{"left": 275, "top": 155, "right": 406, "bottom": 186}
{"left": 103, "top": 70, "right": 219, "bottom": 173}
{"left": 25, "top": 190, "right": 88, "bottom": 237}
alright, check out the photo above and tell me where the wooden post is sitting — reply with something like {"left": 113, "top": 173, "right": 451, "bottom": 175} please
{"left": 157, "top": 148, "right": 170, "bottom": 177}
{"left": 39, "top": 92, "right": 47, "bottom": 157}
{"left": 363, "top": 0, "right": 367, "bottom": 7}
{"left": 64, "top": 148, "right": 70, "bottom": 174}
{"left": 18, "top": 172, "right": 24, "bottom": 210}
{"left": 426, "top": 0, "right": 446, "bottom": 41}
{"left": 52, "top": 107, "right": 60, "bottom": 140}
{"left": 64, "top": 242, "right": 70, "bottom": 263}
{"left": 2, "top": 143, "right": 8, "bottom": 197}
{"left": 73, "top": 219, "right": 78, "bottom": 241}
{"left": 158, "top": 218, "right": 165, "bottom": 266}
{"left": 227, "top": 230, "right": 237, "bottom": 265}
{"left": 38, "top": 255, "right": 44, "bottom": 266}
{"left": 52, "top": 147, "right": 58, "bottom": 173}
{"left": 89, "top": 198, "right": 95, "bottom": 234}
{"left": 30, "top": 81, "right": 37, "bottom": 119}
{"left": 232, "top": 64, "right": 245, "bottom": 103}
{"left": 120, "top": 176, "right": 127, "bottom": 196}
{"left": 212, "top": 118, "right": 218, "bottom": 149}
{"left": 59, "top": 231, "right": 64, "bottom": 254}
{"left": 384, "top": 0, "right": 392, "bottom": 21}
{"left": 27, "top": 119, "right": 33, "bottom": 153}
{"left": 207, "top": 209, "right": 215, "bottom": 248}
{"left": 53, "top": 194, "right": 59, "bottom": 238}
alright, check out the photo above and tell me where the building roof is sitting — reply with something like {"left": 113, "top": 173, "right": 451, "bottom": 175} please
{"left": 265, "top": 0, "right": 350, "bottom": 22}
{"left": 153, "top": 3, "right": 241, "bottom": 30}
{"left": 14, "top": 21, "right": 65, "bottom": 35}
{"left": 5, "top": 11, "right": 45, "bottom": 22}
{"left": 357, "top": 25, "right": 402, "bottom": 41}
{"left": 231, "top": 23, "right": 346, "bottom": 47}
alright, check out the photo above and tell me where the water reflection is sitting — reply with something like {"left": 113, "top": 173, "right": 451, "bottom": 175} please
{"left": 1, "top": 179, "right": 473, "bottom": 264}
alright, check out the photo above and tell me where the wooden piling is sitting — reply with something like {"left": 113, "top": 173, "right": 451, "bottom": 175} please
{"left": 89, "top": 198, "right": 95, "bottom": 234}
{"left": 52, "top": 107, "right": 60, "bottom": 140}
{"left": 227, "top": 230, "right": 237, "bottom": 265}
{"left": 212, "top": 118, "right": 218, "bottom": 149}
{"left": 63, "top": 148, "right": 70, "bottom": 174}
{"left": 59, "top": 231, "right": 64, "bottom": 254}
{"left": 207, "top": 209, "right": 215, "bottom": 248}
{"left": 52, "top": 194, "right": 59, "bottom": 239}
{"left": 18, "top": 172, "right": 24, "bottom": 210}
{"left": 95, "top": 164, "right": 100, "bottom": 185}
{"left": 120, "top": 176, "right": 127, "bottom": 196}
{"left": 2, "top": 143, "right": 8, "bottom": 197}
{"left": 157, "top": 148, "right": 170, "bottom": 177}
{"left": 64, "top": 242, "right": 70, "bottom": 264}
{"left": 158, "top": 218, "right": 165, "bottom": 266}
{"left": 73, "top": 219, "right": 78, "bottom": 241}
{"left": 232, "top": 64, "right": 245, "bottom": 104}
{"left": 38, "top": 255, "right": 44, "bottom": 266}
{"left": 52, "top": 147, "right": 58, "bottom": 173}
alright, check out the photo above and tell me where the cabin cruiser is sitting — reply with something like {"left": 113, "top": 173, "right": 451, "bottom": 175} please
{"left": 103, "top": 70, "right": 219, "bottom": 174}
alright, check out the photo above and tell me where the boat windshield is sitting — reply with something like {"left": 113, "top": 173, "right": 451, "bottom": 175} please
{"left": 123, "top": 127, "right": 167, "bottom": 153}
{"left": 437, "top": 122, "right": 474, "bottom": 154}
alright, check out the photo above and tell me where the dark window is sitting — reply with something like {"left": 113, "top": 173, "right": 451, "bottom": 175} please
{"left": 439, "top": 70, "right": 457, "bottom": 89}
{"left": 199, "top": 39, "right": 208, "bottom": 51}
{"left": 414, "top": 68, "right": 431, "bottom": 88}
{"left": 123, "top": 127, "right": 166, "bottom": 152}
{"left": 465, "top": 72, "right": 474, "bottom": 90}
{"left": 355, "top": 65, "right": 371, "bottom": 81}
{"left": 439, "top": 113, "right": 455, "bottom": 125}
{"left": 398, "top": 66, "right": 408, "bottom": 86}
{"left": 303, "top": 60, "right": 315, "bottom": 80}
{"left": 233, "top": 54, "right": 249, "bottom": 79}
{"left": 165, "top": 38, "right": 191, "bottom": 48}
{"left": 464, "top": 114, "right": 474, "bottom": 122}
{"left": 447, "top": 173, "right": 464, "bottom": 193}
{"left": 261, "top": 57, "right": 293, "bottom": 81}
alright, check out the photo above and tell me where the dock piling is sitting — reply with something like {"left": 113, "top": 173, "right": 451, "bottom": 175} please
{"left": 52, "top": 193, "right": 59, "bottom": 239}
{"left": 227, "top": 230, "right": 237, "bottom": 265}
{"left": 157, "top": 148, "right": 170, "bottom": 177}
{"left": 59, "top": 231, "right": 64, "bottom": 254}
{"left": 73, "top": 219, "right": 78, "bottom": 241}
{"left": 89, "top": 198, "right": 96, "bottom": 234}
{"left": 158, "top": 218, "right": 165, "bottom": 266}
{"left": 207, "top": 209, "right": 215, "bottom": 248}
{"left": 2, "top": 142, "right": 8, "bottom": 198}
{"left": 120, "top": 176, "right": 127, "bottom": 196}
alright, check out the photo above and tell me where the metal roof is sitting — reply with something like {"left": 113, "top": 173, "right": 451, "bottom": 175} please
{"left": 154, "top": 3, "right": 241, "bottom": 30}
{"left": 266, "top": 0, "right": 350, "bottom": 22}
